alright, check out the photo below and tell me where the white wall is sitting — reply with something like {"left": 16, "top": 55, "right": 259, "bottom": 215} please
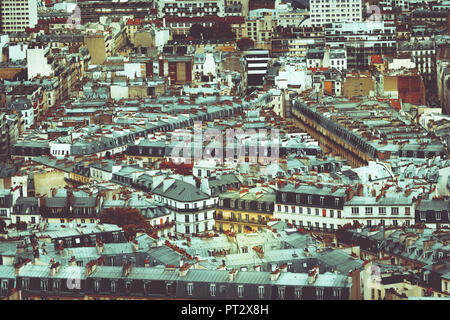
{"left": 9, "top": 44, "right": 28, "bottom": 61}
{"left": 110, "top": 85, "right": 129, "bottom": 100}
{"left": 27, "top": 47, "right": 53, "bottom": 80}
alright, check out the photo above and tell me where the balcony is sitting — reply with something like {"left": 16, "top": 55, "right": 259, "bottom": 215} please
{"left": 215, "top": 216, "right": 268, "bottom": 226}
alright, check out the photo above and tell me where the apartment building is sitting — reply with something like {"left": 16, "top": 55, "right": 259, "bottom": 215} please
{"left": 309, "top": 0, "right": 362, "bottom": 27}
{"left": 216, "top": 188, "right": 275, "bottom": 233}
{"left": 152, "top": 179, "right": 216, "bottom": 236}
{"left": 158, "top": 0, "right": 225, "bottom": 18}
{"left": 325, "top": 21, "right": 396, "bottom": 70}
{"left": 0, "top": 0, "right": 38, "bottom": 33}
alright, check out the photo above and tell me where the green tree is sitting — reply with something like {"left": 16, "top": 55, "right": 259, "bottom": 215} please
{"left": 100, "top": 207, "right": 150, "bottom": 239}
{"left": 237, "top": 37, "right": 254, "bottom": 50}
{"left": 211, "top": 22, "right": 235, "bottom": 39}
{"left": 189, "top": 23, "right": 206, "bottom": 39}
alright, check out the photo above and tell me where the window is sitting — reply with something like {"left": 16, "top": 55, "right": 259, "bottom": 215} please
{"left": 1, "top": 280, "right": 8, "bottom": 290}
{"left": 53, "top": 279, "right": 60, "bottom": 290}
{"left": 237, "top": 285, "right": 244, "bottom": 298}
{"left": 405, "top": 208, "right": 410, "bottom": 215}
{"left": 320, "top": 196, "right": 324, "bottom": 206}
{"left": 316, "top": 288, "right": 324, "bottom": 300}
{"left": 258, "top": 286, "right": 264, "bottom": 299}
{"left": 365, "top": 207, "right": 373, "bottom": 215}
{"left": 315, "top": 209, "right": 319, "bottom": 216}
{"left": 307, "top": 208, "right": 311, "bottom": 215}
{"left": 296, "top": 194, "right": 301, "bottom": 203}
{"left": 282, "top": 193, "right": 287, "bottom": 202}
{"left": 352, "top": 207, "right": 359, "bottom": 215}
{"left": 436, "top": 212, "right": 442, "bottom": 220}
{"left": 278, "top": 287, "right": 285, "bottom": 299}
{"left": 111, "top": 281, "right": 117, "bottom": 293}
{"left": 333, "top": 288, "right": 341, "bottom": 300}
{"left": 330, "top": 210, "right": 334, "bottom": 218}
{"left": 41, "top": 280, "right": 48, "bottom": 291}
{"left": 295, "top": 287, "right": 302, "bottom": 299}
{"left": 307, "top": 195, "right": 312, "bottom": 204}
{"left": 187, "top": 283, "right": 194, "bottom": 296}
{"left": 22, "top": 279, "right": 29, "bottom": 290}
{"left": 420, "top": 212, "right": 426, "bottom": 221}
{"left": 210, "top": 284, "right": 216, "bottom": 297}
{"left": 338, "top": 211, "right": 341, "bottom": 218}
{"left": 379, "top": 207, "right": 386, "bottom": 215}
{"left": 94, "top": 280, "right": 100, "bottom": 292}
{"left": 391, "top": 207, "right": 399, "bottom": 215}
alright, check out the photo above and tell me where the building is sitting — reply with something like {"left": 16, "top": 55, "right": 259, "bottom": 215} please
{"left": 0, "top": 0, "right": 38, "bottom": 33}
{"left": 216, "top": 188, "right": 275, "bottom": 233}
{"left": 309, "top": 0, "right": 362, "bottom": 27}
{"left": 152, "top": 179, "right": 216, "bottom": 236}
{"left": 157, "top": 0, "right": 225, "bottom": 18}
{"left": 244, "top": 49, "right": 270, "bottom": 93}
{"left": 77, "top": 0, "right": 154, "bottom": 24}
{"left": 325, "top": 21, "right": 396, "bottom": 70}
{"left": 415, "top": 199, "right": 450, "bottom": 228}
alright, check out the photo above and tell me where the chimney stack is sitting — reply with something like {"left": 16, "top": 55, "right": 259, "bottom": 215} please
{"left": 270, "top": 269, "right": 281, "bottom": 281}
{"left": 85, "top": 260, "right": 97, "bottom": 276}
{"left": 307, "top": 265, "right": 319, "bottom": 284}
{"left": 122, "top": 261, "right": 132, "bottom": 277}
{"left": 228, "top": 269, "right": 238, "bottom": 281}
{"left": 96, "top": 239, "right": 104, "bottom": 254}
{"left": 50, "top": 262, "right": 61, "bottom": 276}
{"left": 179, "top": 263, "right": 190, "bottom": 277}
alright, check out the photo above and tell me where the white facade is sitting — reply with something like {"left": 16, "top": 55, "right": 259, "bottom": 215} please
{"left": 9, "top": 44, "right": 28, "bottom": 61}
{"left": 90, "top": 164, "right": 122, "bottom": 182}
{"left": 154, "top": 193, "right": 216, "bottom": 236}
{"left": 310, "top": 0, "right": 362, "bottom": 27}
{"left": 50, "top": 142, "right": 71, "bottom": 157}
{"left": 158, "top": 0, "right": 225, "bottom": 18}
{"left": 21, "top": 107, "right": 34, "bottom": 129}
{"left": 274, "top": 196, "right": 415, "bottom": 231}
{"left": 0, "top": 0, "right": 38, "bottom": 33}
{"left": 26, "top": 46, "right": 53, "bottom": 80}
{"left": 329, "top": 48, "right": 347, "bottom": 71}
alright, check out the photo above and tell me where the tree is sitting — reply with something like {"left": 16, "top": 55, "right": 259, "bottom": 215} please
{"left": 237, "top": 37, "right": 254, "bottom": 51}
{"left": 189, "top": 23, "right": 206, "bottom": 39}
{"left": 100, "top": 207, "right": 150, "bottom": 239}
{"left": 211, "top": 22, "right": 235, "bottom": 39}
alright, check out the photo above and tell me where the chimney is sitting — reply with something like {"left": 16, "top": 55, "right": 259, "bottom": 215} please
{"left": 179, "top": 263, "right": 190, "bottom": 277}
{"left": 228, "top": 269, "right": 238, "bottom": 281}
{"left": 347, "top": 270, "right": 353, "bottom": 283}
{"left": 96, "top": 239, "right": 104, "bottom": 254}
{"left": 122, "top": 261, "right": 132, "bottom": 277}
{"left": 69, "top": 256, "right": 76, "bottom": 266}
{"left": 270, "top": 269, "right": 281, "bottom": 281}
{"left": 49, "top": 262, "right": 61, "bottom": 276}
{"left": 279, "top": 263, "right": 287, "bottom": 273}
{"left": 85, "top": 260, "right": 97, "bottom": 276}
{"left": 14, "top": 259, "right": 31, "bottom": 275}
{"left": 307, "top": 265, "right": 319, "bottom": 284}
{"left": 254, "top": 265, "right": 261, "bottom": 272}
{"left": 144, "top": 258, "right": 150, "bottom": 268}
{"left": 132, "top": 240, "right": 139, "bottom": 252}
